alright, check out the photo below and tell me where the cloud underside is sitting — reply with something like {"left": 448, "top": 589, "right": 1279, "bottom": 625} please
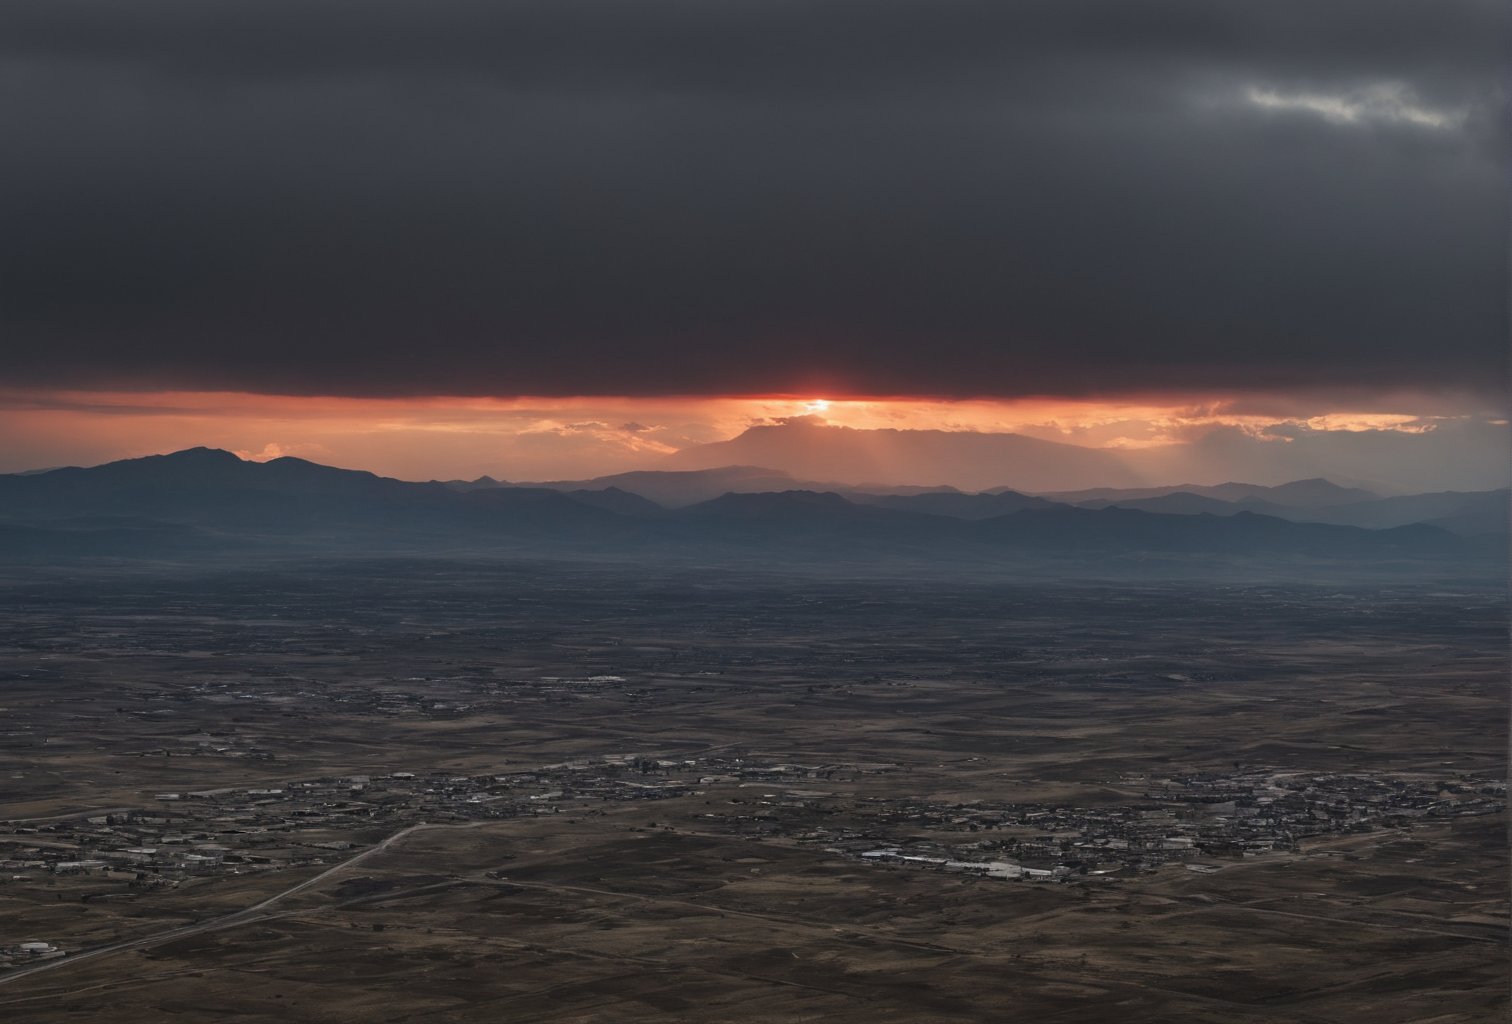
{"left": 1, "top": 1, "right": 1505, "bottom": 398}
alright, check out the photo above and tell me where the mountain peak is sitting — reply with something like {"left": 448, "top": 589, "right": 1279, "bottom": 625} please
{"left": 157, "top": 447, "right": 243, "bottom": 463}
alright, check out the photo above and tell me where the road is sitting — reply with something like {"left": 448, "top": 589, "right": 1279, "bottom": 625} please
{"left": 0, "top": 820, "right": 487, "bottom": 989}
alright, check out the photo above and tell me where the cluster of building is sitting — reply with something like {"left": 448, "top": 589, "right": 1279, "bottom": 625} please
{"left": 802, "top": 768, "right": 1505, "bottom": 882}
{"left": 3, "top": 755, "right": 1500, "bottom": 969}
{"left": 0, "top": 940, "right": 63, "bottom": 970}
{"left": 0, "top": 755, "right": 877, "bottom": 903}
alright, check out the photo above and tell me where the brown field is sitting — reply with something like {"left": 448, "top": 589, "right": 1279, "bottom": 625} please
{"left": 0, "top": 561, "right": 1505, "bottom": 1022}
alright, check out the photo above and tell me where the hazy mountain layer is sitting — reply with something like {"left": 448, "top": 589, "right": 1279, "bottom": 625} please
{"left": 665, "top": 421, "right": 1140, "bottom": 492}
{"left": 1039, "top": 479, "right": 1381, "bottom": 506}
{"left": 0, "top": 449, "right": 1497, "bottom": 574}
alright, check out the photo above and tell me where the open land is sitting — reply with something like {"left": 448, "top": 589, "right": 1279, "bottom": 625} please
{"left": 0, "top": 560, "right": 1505, "bottom": 1022}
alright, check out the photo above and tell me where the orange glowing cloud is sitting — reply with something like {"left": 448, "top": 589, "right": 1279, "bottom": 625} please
{"left": 0, "top": 387, "right": 1499, "bottom": 488}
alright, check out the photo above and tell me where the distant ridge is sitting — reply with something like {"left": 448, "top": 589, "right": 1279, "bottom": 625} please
{"left": 499, "top": 466, "right": 808, "bottom": 507}
{"left": 850, "top": 490, "right": 1062, "bottom": 519}
{"left": 450, "top": 466, "right": 965, "bottom": 508}
{"left": 433, "top": 464, "right": 1502, "bottom": 537}
{"left": 664, "top": 421, "right": 1141, "bottom": 491}
{"left": 1047, "top": 482, "right": 1507, "bottom": 536}
{"left": 0, "top": 448, "right": 1493, "bottom": 570}
{"left": 1038, "top": 478, "right": 1380, "bottom": 506}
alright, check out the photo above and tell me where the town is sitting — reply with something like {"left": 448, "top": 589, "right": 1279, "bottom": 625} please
{"left": 5, "top": 749, "right": 1501, "bottom": 969}
{"left": 0, "top": 564, "right": 1503, "bottom": 1021}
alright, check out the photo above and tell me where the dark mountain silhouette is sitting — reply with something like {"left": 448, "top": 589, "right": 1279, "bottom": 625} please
{"left": 497, "top": 466, "right": 806, "bottom": 507}
{"left": 657, "top": 492, "right": 1472, "bottom": 562}
{"left": 1418, "top": 496, "right": 1509, "bottom": 537}
{"left": 0, "top": 448, "right": 1487, "bottom": 570}
{"left": 850, "top": 490, "right": 1064, "bottom": 519}
{"left": 463, "top": 466, "right": 965, "bottom": 508}
{"left": 1039, "top": 478, "right": 1379, "bottom": 507}
{"left": 0, "top": 447, "right": 437, "bottom": 511}
{"left": 1291, "top": 489, "right": 1509, "bottom": 534}
{"left": 1260, "top": 479, "right": 1385, "bottom": 506}
{"left": 678, "top": 490, "right": 859, "bottom": 519}
{"left": 973, "top": 507, "right": 1462, "bottom": 558}
{"left": 0, "top": 449, "right": 635, "bottom": 546}
{"left": 1061, "top": 486, "right": 1507, "bottom": 537}
{"left": 1073, "top": 492, "right": 1296, "bottom": 518}
{"left": 443, "top": 474, "right": 504, "bottom": 491}
{"left": 559, "top": 487, "right": 668, "bottom": 518}
{"left": 659, "top": 491, "right": 977, "bottom": 558}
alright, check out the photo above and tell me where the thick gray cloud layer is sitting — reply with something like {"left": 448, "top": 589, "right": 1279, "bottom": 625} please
{"left": 1, "top": 1, "right": 1505, "bottom": 397}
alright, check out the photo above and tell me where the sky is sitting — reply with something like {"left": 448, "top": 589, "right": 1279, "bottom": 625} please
{"left": 1, "top": 2, "right": 1506, "bottom": 487}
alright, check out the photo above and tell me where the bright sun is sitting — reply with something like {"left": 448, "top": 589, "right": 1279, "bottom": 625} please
{"left": 803, "top": 398, "right": 831, "bottom": 414}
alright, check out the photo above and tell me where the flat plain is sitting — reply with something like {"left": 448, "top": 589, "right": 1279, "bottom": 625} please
{"left": 0, "top": 560, "right": 1504, "bottom": 1022}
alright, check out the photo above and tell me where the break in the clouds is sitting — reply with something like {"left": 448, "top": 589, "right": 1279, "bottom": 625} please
{"left": 0, "top": 390, "right": 1504, "bottom": 492}
{"left": 0, "top": 1, "right": 1505, "bottom": 400}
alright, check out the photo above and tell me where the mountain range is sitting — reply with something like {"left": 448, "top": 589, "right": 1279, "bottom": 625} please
{"left": 459, "top": 467, "right": 1504, "bottom": 535}
{"left": 653, "top": 419, "right": 1509, "bottom": 495}
{"left": 0, "top": 448, "right": 1502, "bottom": 573}
{"left": 1039, "top": 479, "right": 1382, "bottom": 506}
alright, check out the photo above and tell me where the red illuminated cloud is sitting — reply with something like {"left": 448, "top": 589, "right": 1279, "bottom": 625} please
{"left": 0, "top": 388, "right": 1502, "bottom": 493}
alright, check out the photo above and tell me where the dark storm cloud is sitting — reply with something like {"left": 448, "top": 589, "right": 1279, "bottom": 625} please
{"left": 1, "top": 1, "right": 1505, "bottom": 398}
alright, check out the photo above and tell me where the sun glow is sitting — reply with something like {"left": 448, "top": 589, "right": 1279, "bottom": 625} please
{"left": 0, "top": 387, "right": 1490, "bottom": 485}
